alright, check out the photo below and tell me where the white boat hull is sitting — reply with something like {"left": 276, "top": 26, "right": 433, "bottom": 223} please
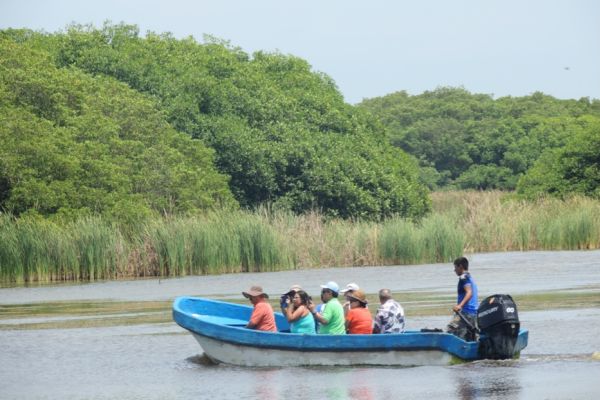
{"left": 192, "top": 333, "right": 455, "bottom": 367}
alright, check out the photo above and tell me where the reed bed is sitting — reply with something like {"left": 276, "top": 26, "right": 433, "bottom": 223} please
{"left": 431, "top": 192, "right": 600, "bottom": 252}
{"left": 141, "top": 211, "right": 291, "bottom": 277}
{"left": 1, "top": 192, "right": 599, "bottom": 283}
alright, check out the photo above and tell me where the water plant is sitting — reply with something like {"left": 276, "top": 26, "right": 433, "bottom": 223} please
{"left": 1, "top": 192, "right": 599, "bottom": 284}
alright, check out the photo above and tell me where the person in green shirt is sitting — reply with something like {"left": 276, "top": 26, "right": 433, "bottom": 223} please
{"left": 308, "top": 281, "right": 346, "bottom": 335}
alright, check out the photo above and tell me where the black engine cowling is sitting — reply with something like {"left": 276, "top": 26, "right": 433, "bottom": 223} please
{"left": 477, "top": 294, "right": 520, "bottom": 359}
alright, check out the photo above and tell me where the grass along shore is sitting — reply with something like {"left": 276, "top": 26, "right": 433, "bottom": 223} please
{"left": 1, "top": 191, "right": 599, "bottom": 284}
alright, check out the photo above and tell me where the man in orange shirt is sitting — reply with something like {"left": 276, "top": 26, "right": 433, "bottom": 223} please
{"left": 243, "top": 285, "right": 277, "bottom": 332}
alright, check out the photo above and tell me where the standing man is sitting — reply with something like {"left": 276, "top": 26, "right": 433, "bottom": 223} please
{"left": 447, "top": 257, "right": 479, "bottom": 341}
{"left": 243, "top": 285, "right": 277, "bottom": 332}
{"left": 373, "top": 289, "right": 405, "bottom": 334}
{"left": 308, "top": 281, "right": 346, "bottom": 335}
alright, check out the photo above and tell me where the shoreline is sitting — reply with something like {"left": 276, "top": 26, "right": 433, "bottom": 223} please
{"left": 1, "top": 288, "right": 597, "bottom": 331}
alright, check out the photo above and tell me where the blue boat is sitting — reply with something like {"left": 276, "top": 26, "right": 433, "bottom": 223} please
{"left": 172, "top": 296, "right": 528, "bottom": 367}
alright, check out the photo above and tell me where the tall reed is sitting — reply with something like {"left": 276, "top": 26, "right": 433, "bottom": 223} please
{"left": 420, "top": 214, "right": 465, "bottom": 263}
{"left": 69, "top": 217, "right": 121, "bottom": 280}
{"left": 1, "top": 192, "right": 599, "bottom": 284}
{"left": 378, "top": 214, "right": 464, "bottom": 265}
{"left": 0, "top": 214, "right": 23, "bottom": 283}
{"left": 432, "top": 191, "right": 600, "bottom": 252}
{"left": 143, "top": 211, "right": 290, "bottom": 277}
{"left": 533, "top": 199, "right": 600, "bottom": 250}
{"left": 271, "top": 211, "right": 379, "bottom": 268}
{"left": 378, "top": 217, "right": 421, "bottom": 264}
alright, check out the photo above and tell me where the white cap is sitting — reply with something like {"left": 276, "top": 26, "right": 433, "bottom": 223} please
{"left": 340, "top": 282, "right": 360, "bottom": 294}
{"left": 320, "top": 281, "right": 339, "bottom": 293}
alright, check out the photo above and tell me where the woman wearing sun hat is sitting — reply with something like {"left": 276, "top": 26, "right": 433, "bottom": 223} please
{"left": 340, "top": 282, "right": 360, "bottom": 297}
{"left": 243, "top": 285, "right": 277, "bottom": 332}
{"left": 283, "top": 290, "right": 316, "bottom": 334}
{"left": 345, "top": 289, "right": 373, "bottom": 334}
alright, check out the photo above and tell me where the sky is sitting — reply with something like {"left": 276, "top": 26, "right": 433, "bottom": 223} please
{"left": 1, "top": 0, "right": 599, "bottom": 104}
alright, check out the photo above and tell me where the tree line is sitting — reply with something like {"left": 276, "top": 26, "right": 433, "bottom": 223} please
{"left": 0, "top": 23, "right": 428, "bottom": 222}
{"left": 1, "top": 23, "right": 598, "bottom": 226}
{"left": 358, "top": 87, "right": 600, "bottom": 198}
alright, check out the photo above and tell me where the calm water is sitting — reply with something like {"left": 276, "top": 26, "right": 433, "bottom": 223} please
{"left": 1, "top": 250, "right": 600, "bottom": 399}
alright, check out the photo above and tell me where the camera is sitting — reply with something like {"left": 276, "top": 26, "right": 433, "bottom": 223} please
{"left": 280, "top": 293, "right": 292, "bottom": 309}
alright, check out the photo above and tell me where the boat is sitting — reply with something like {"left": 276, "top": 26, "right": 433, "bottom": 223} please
{"left": 172, "top": 295, "right": 528, "bottom": 367}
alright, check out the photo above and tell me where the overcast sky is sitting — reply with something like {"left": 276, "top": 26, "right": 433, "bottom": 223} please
{"left": 1, "top": 0, "right": 599, "bottom": 104}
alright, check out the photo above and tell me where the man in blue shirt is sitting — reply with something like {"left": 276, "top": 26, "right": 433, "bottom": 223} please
{"left": 447, "top": 257, "right": 479, "bottom": 341}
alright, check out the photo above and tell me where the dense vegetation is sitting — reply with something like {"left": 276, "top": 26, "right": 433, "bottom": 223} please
{"left": 1, "top": 23, "right": 599, "bottom": 283}
{"left": 2, "top": 192, "right": 598, "bottom": 284}
{"left": 0, "top": 30, "right": 236, "bottom": 221}
{"left": 359, "top": 88, "right": 600, "bottom": 197}
{"left": 0, "top": 24, "right": 429, "bottom": 221}
{"left": 3, "top": 23, "right": 598, "bottom": 221}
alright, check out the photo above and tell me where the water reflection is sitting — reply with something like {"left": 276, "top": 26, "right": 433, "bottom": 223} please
{"left": 253, "top": 369, "right": 280, "bottom": 400}
{"left": 346, "top": 368, "right": 375, "bottom": 400}
{"left": 456, "top": 362, "right": 521, "bottom": 400}
{"left": 245, "top": 366, "right": 376, "bottom": 400}
{"left": 319, "top": 368, "right": 375, "bottom": 400}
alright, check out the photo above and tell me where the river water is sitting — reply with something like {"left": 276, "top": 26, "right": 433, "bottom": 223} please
{"left": 1, "top": 250, "right": 600, "bottom": 399}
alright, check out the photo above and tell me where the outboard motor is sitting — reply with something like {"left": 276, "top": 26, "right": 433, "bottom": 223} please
{"left": 477, "top": 294, "right": 520, "bottom": 359}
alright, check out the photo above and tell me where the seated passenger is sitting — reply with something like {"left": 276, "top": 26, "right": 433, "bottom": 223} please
{"left": 345, "top": 289, "right": 373, "bottom": 334}
{"left": 243, "top": 285, "right": 277, "bottom": 332}
{"left": 279, "top": 284, "right": 303, "bottom": 310}
{"left": 340, "top": 282, "right": 361, "bottom": 311}
{"left": 340, "top": 282, "right": 360, "bottom": 299}
{"left": 283, "top": 290, "right": 316, "bottom": 334}
{"left": 311, "top": 291, "right": 326, "bottom": 333}
{"left": 373, "top": 288, "right": 405, "bottom": 333}
{"left": 308, "top": 281, "right": 346, "bottom": 335}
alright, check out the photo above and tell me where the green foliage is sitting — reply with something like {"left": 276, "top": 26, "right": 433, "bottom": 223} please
{"left": 359, "top": 87, "right": 600, "bottom": 195}
{"left": 517, "top": 116, "right": 600, "bottom": 199}
{"left": 431, "top": 191, "right": 600, "bottom": 252}
{"left": 454, "top": 165, "right": 516, "bottom": 190}
{"left": 1, "top": 195, "right": 599, "bottom": 284}
{"left": 533, "top": 203, "right": 600, "bottom": 250}
{"left": 129, "top": 211, "right": 290, "bottom": 277}
{"left": 17, "top": 22, "right": 428, "bottom": 220}
{"left": 0, "top": 213, "right": 121, "bottom": 283}
{"left": 378, "top": 214, "right": 464, "bottom": 265}
{"left": 69, "top": 217, "right": 121, "bottom": 280}
{"left": 378, "top": 218, "right": 421, "bottom": 264}
{"left": 0, "top": 31, "right": 237, "bottom": 220}
{"left": 419, "top": 215, "right": 465, "bottom": 262}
